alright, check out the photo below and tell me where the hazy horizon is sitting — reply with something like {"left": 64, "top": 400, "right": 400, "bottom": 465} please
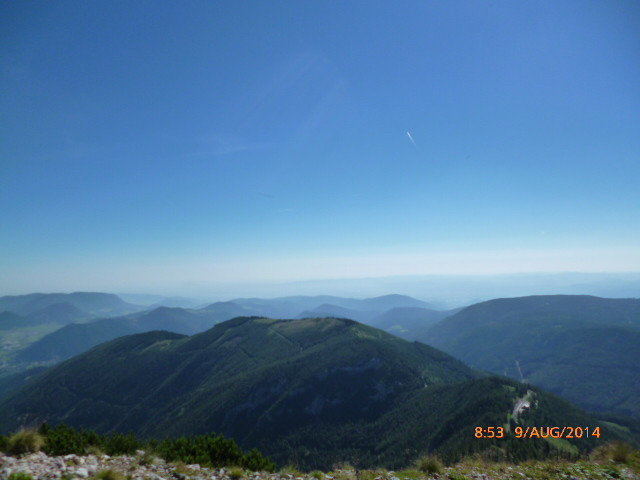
{"left": 2, "top": 271, "right": 639, "bottom": 310}
{"left": 2, "top": 2, "right": 639, "bottom": 295}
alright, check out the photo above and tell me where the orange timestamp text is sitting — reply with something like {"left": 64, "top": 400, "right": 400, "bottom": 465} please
{"left": 474, "top": 426, "right": 601, "bottom": 439}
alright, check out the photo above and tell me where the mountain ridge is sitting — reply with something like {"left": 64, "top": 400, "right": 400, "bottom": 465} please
{"left": 0, "top": 316, "right": 629, "bottom": 469}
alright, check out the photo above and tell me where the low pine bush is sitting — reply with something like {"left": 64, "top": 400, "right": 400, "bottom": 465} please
{"left": 5, "top": 424, "right": 276, "bottom": 472}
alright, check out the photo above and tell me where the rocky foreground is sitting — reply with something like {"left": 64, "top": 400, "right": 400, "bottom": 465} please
{"left": 1, "top": 451, "right": 640, "bottom": 480}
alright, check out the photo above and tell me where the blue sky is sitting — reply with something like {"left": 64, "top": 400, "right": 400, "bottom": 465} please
{"left": 2, "top": 1, "right": 639, "bottom": 295}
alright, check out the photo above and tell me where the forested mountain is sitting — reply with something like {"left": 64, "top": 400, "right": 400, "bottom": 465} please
{"left": 15, "top": 318, "right": 139, "bottom": 364}
{"left": 26, "top": 302, "right": 92, "bottom": 324}
{"left": 424, "top": 295, "right": 640, "bottom": 418}
{"left": 0, "top": 316, "right": 629, "bottom": 469}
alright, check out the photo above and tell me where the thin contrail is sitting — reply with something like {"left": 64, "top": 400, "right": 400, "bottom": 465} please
{"left": 406, "top": 131, "right": 416, "bottom": 146}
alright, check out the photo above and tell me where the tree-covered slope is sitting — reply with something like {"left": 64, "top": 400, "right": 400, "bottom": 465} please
{"left": 424, "top": 295, "right": 640, "bottom": 418}
{"left": 15, "top": 318, "right": 139, "bottom": 363}
{"left": 369, "top": 306, "right": 457, "bottom": 340}
{"left": 25, "top": 302, "right": 91, "bottom": 325}
{"left": 12, "top": 306, "right": 223, "bottom": 365}
{"left": 0, "top": 311, "right": 38, "bottom": 330}
{"left": 0, "top": 316, "right": 629, "bottom": 469}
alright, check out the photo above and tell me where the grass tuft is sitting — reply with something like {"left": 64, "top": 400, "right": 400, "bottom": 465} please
{"left": 416, "top": 454, "right": 443, "bottom": 474}
{"left": 591, "top": 441, "right": 635, "bottom": 464}
{"left": 8, "top": 473, "right": 33, "bottom": 480}
{"left": 138, "top": 452, "right": 156, "bottom": 466}
{"left": 7, "top": 429, "right": 44, "bottom": 455}
{"left": 92, "top": 470, "right": 125, "bottom": 480}
{"left": 280, "top": 465, "right": 303, "bottom": 477}
{"left": 86, "top": 445, "right": 106, "bottom": 456}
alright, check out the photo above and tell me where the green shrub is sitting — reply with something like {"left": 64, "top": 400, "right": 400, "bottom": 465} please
{"left": 157, "top": 434, "right": 275, "bottom": 472}
{"left": 229, "top": 466, "right": 245, "bottom": 480}
{"left": 8, "top": 473, "right": 33, "bottom": 480}
{"left": 92, "top": 470, "right": 125, "bottom": 480}
{"left": 7, "top": 423, "right": 275, "bottom": 473}
{"left": 7, "top": 429, "right": 44, "bottom": 455}
{"left": 416, "top": 454, "right": 443, "bottom": 474}
{"left": 104, "top": 432, "right": 141, "bottom": 456}
{"left": 310, "top": 470, "right": 325, "bottom": 480}
{"left": 242, "top": 447, "right": 276, "bottom": 472}
{"left": 610, "top": 442, "right": 633, "bottom": 463}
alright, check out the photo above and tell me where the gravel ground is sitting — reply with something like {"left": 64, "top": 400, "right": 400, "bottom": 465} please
{"left": 1, "top": 452, "right": 639, "bottom": 480}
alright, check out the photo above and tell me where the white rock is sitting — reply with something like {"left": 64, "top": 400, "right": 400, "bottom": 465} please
{"left": 75, "top": 467, "right": 89, "bottom": 477}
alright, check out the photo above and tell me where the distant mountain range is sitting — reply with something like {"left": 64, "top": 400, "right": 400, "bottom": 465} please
{"left": 3, "top": 291, "right": 640, "bottom": 426}
{"left": 3, "top": 293, "right": 438, "bottom": 367}
{"left": 0, "top": 316, "right": 627, "bottom": 470}
{"left": 0, "top": 292, "right": 144, "bottom": 329}
{"left": 0, "top": 292, "right": 143, "bottom": 318}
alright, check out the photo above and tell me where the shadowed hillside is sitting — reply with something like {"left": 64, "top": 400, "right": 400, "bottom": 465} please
{"left": 425, "top": 295, "right": 640, "bottom": 418}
